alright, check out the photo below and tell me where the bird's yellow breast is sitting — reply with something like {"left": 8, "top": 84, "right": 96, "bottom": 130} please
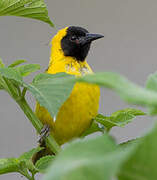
{"left": 36, "top": 58, "right": 100, "bottom": 145}
{"left": 35, "top": 27, "right": 100, "bottom": 144}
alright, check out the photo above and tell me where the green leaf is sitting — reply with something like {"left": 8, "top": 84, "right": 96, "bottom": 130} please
{"left": 0, "top": 64, "right": 40, "bottom": 94}
{"left": 32, "top": 72, "right": 72, "bottom": 83}
{"left": 146, "top": 72, "right": 157, "bottom": 115}
{"left": 26, "top": 73, "right": 75, "bottom": 117}
{"left": 120, "top": 138, "right": 141, "bottom": 147}
{"left": 19, "top": 147, "right": 43, "bottom": 161}
{"left": 0, "top": 59, "right": 4, "bottom": 89}
{"left": 81, "top": 120, "right": 104, "bottom": 137}
{"left": 8, "top": 59, "right": 27, "bottom": 67}
{"left": 95, "top": 108, "right": 145, "bottom": 131}
{"left": 77, "top": 72, "right": 157, "bottom": 107}
{"left": 112, "top": 108, "right": 145, "bottom": 116}
{"left": 19, "top": 148, "right": 44, "bottom": 175}
{"left": 0, "top": 58, "right": 5, "bottom": 67}
{"left": 27, "top": 71, "right": 156, "bottom": 119}
{"left": 43, "top": 134, "right": 135, "bottom": 180}
{"left": 0, "top": 147, "right": 43, "bottom": 176}
{"left": 0, "top": 83, "right": 3, "bottom": 89}
{"left": 35, "top": 155, "right": 55, "bottom": 173}
{"left": 118, "top": 122, "right": 157, "bottom": 180}
{"left": 0, "top": 0, "right": 54, "bottom": 27}
{"left": 146, "top": 72, "right": 157, "bottom": 91}
{"left": 16, "top": 64, "right": 40, "bottom": 76}
{"left": 0, "top": 67, "right": 23, "bottom": 85}
{"left": 0, "top": 158, "right": 19, "bottom": 174}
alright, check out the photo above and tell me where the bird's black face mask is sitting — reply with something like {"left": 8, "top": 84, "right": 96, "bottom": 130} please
{"left": 61, "top": 26, "right": 104, "bottom": 62}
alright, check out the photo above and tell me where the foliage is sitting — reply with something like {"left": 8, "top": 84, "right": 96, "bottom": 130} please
{"left": 0, "top": 147, "right": 54, "bottom": 179}
{"left": 118, "top": 122, "right": 157, "bottom": 180}
{"left": 43, "top": 134, "right": 135, "bottom": 180}
{"left": 0, "top": 0, "right": 54, "bottom": 27}
{"left": 30, "top": 73, "right": 75, "bottom": 117}
{"left": 0, "top": 0, "right": 157, "bottom": 180}
{"left": 94, "top": 108, "right": 145, "bottom": 132}
{"left": 146, "top": 72, "right": 157, "bottom": 115}
{"left": 0, "top": 147, "right": 41, "bottom": 177}
{"left": 35, "top": 155, "right": 55, "bottom": 173}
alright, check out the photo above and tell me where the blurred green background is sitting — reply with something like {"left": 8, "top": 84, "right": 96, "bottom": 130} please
{"left": 0, "top": 0, "right": 156, "bottom": 179}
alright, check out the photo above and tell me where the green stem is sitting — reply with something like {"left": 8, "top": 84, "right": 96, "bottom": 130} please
{"left": 31, "top": 172, "right": 36, "bottom": 180}
{"left": 2, "top": 76, "right": 60, "bottom": 154}
{"left": 22, "top": 87, "right": 27, "bottom": 98}
{"left": 24, "top": 173, "right": 34, "bottom": 180}
{"left": 16, "top": 97, "right": 61, "bottom": 154}
{"left": 20, "top": 170, "right": 35, "bottom": 180}
{"left": 106, "top": 127, "right": 111, "bottom": 133}
{"left": 17, "top": 98, "right": 42, "bottom": 132}
{"left": 2, "top": 77, "right": 18, "bottom": 99}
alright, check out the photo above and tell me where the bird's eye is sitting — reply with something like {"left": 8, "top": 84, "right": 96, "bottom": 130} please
{"left": 70, "top": 35, "right": 77, "bottom": 41}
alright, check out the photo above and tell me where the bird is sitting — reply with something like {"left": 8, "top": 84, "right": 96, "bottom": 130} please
{"left": 35, "top": 26, "right": 103, "bottom": 146}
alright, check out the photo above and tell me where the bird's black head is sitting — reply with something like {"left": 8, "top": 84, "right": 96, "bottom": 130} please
{"left": 61, "top": 26, "right": 104, "bottom": 62}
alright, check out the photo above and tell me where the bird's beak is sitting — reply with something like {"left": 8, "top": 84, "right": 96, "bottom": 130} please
{"left": 80, "top": 33, "right": 104, "bottom": 46}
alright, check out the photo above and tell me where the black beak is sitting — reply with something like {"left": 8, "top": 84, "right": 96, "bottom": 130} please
{"left": 80, "top": 33, "right": 104, "bottom": 46}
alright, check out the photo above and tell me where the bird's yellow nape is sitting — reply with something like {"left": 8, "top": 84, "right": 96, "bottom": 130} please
{"left": 51, "top": 27, "right": 68, "bottom": 46}
{"left": 49, "top": 27, "right": 68, "bottom": 65}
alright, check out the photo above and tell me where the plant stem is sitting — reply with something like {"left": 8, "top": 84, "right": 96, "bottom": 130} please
{"left": 20, "top": 171, "right": 35, "bottom": 180}
{"left": 22, "top": 87, "right": 27, "bottom": 98}
{"left": 2, "top": 77, "right": 18, "bottom": 98}
{"left": 16, "top": 97, "right": 61, "bottom": 154}
{"left": 2, "top": 76, "right": 61, "bottom": 154}
{"left": 31, "top": 172, "right": 36, "bottom": 180}
{"left": 17, "top": 98, "right": 42, "bottom": 132}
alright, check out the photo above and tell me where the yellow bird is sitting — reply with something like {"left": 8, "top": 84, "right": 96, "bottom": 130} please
{"left": 35, "top": 26, "right": 103, "bottom": 145}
